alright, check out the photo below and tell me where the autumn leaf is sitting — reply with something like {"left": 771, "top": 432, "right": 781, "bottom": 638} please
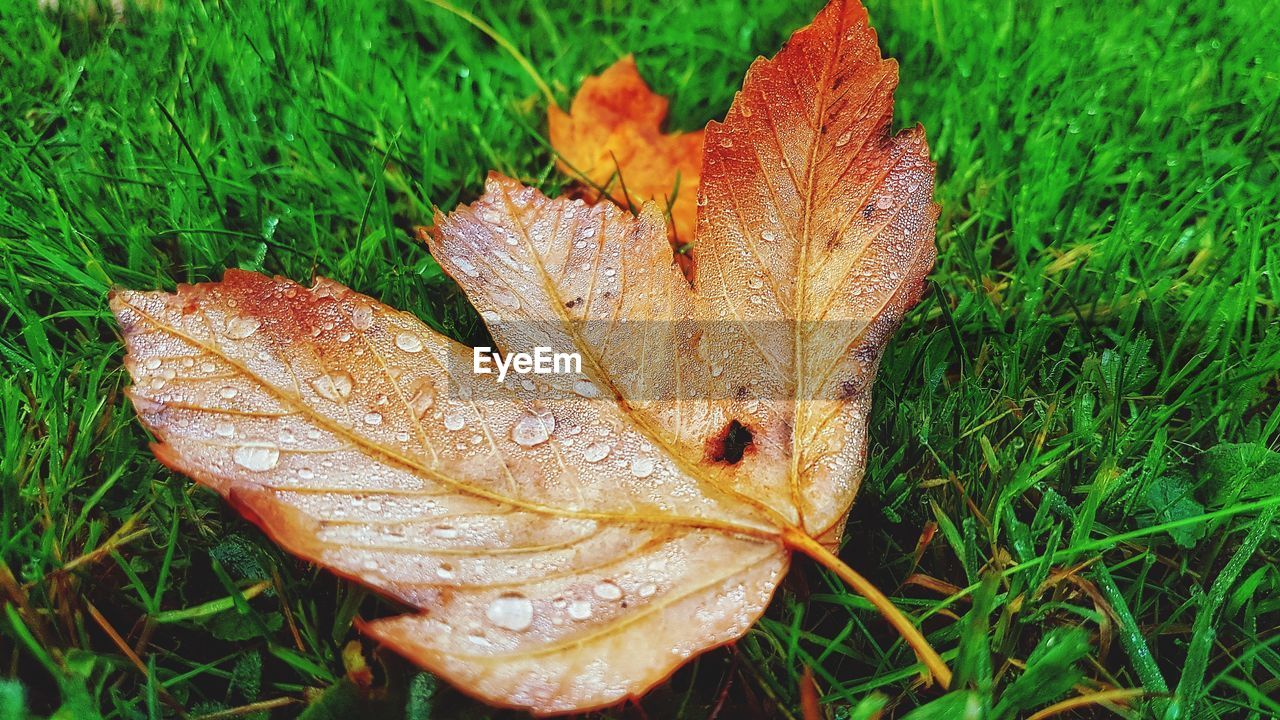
{"left": 112, "top": 0, "right": 941, "bottom": 714}
{"left": 548, "top": 56, "right": 703, "bottom": 274}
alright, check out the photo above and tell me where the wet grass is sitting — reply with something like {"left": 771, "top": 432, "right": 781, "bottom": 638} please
{"left": 1, "top": 0, "right": 1278, "bottom": 717}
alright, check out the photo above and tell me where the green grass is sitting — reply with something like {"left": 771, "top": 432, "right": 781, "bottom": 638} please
{"left": 2, "top": 0, "right": 1279, "bottom": 717}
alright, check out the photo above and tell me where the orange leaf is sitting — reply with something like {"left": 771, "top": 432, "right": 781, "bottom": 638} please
{"left": 113, "top": 0, "right": 941, "bottom": 714}
{"left": 548, "top": 56, "right": 703, "bottom": 262}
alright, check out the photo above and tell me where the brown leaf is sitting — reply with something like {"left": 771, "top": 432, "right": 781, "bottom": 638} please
{"left": 548, "top": 56, "right": 703, "bottom": 269}
{"left": 112, "top": 0, "right": 939, "bottom": 714}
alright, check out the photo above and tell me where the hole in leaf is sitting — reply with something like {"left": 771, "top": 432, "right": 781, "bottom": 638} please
{"left": 706, "top": 419, "right": 754, "bottom": 465}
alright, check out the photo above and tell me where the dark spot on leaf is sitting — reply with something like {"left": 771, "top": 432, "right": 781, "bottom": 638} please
{"left": 705, "top": 419, "right": 754, "bottom": 465}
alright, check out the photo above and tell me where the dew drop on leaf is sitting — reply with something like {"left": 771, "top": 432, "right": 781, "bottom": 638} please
{"left": 224, "top": 316, "right": 262, "bottom": 339}
{"left": 233, "top": 442, "right": 280, "bottom": 472}
{"left": 567, "top": 600, "right": 592, "bottom": 621}
{"left": 395, "top": 332, "right": 424, "bottom": 353}
{"left": 486, "top": 593, "right": 534, "bottom": 632}
{"left": 310, "top": 371, "right": 354, "bottom": 402}
{"left": 572, "top": 378, "right": 601, "bottom": 398}
{"left": 582, "top": 442, "right": 611, "bottom": 462}
{"left": 629, "top": 457, "right": 655, "bottom": 478}
{"left": 351, "top": 304, "right": 373, "bottom": 330}
{"left": 511, "top": 412, "right": 553, "bottom": 447}
{"left": 406, "top": 378, "right": 436, "bottom": 418}
{"left": 593, "top": 581, "right": 623, "bottom": 601}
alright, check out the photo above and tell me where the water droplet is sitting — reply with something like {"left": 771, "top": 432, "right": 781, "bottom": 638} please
{"left": 567, "top": 600, "right": 592, "bottom": 620}
{"left": 406, "top": 378, "right": 436, "bottom": 418}
{"left": 224, "top": 316, "right": 261, "bottom": 340}
{"left": 363, "top": 411, "right": 383, "bottom": 426}
{"left": 310, "top": 371, "right": 354, "bottom": 402}
{"left": 511, "top": 412, "right": 553, "bottom": 447}
{"left": 351, "top": 304, "right": 373, "bottom": 330}
{"left": 433, "top": 525, "right": 459, "bottom": 539}
{"left": 638, "top": 583, "right": 657, "bottom": 598}
{"left": 436, "top": 563, "right": 456, "bottom": 580}
{"left": 481, "top": 310, "right": 501, "bottom": 323}
{"left": 395, "top": 332, "right": 424, "bottom": 353}
{"left": 486, "top": 593, "right": 534, "bottom": 632}
{"left": 214, "top": 422, "right": 235, "bottom": 438}
{"left": 443, "top": 412, "right": 466, "bottom": 431}
{"left": 219, "top": 386, "right": 239, "bottom": 399}
{"left": 453, "top": 257, "right": 480, "bottom": 278}
{"left": 876, "top": 195, "right": 894, "bottom": 210}
{"left": 233, "top": 442, "right": 280, "bottom": 472}
{"left": 747, "top": 276, "right": 764, "bottom": 289}
{"left": 465, "top": 628, "right": 492, "bottom": 648}
{"left": 582, "top": 442, "right": 611, "bottom": 463}
{"left": 630, "top": 457, "right": 656, "bottom": 478}
{"left": 835, "top": 130, "right": 853, "bottom": 147}
{"left": 298, "top": 467, "right": 315, "bottom": 480}
{"left": 572, "top": 378, "right": 601, "bottom": 398}
{"left": 761, "top": 230, "right": 777, "bottom": 242}
{"left": 144, "top": 357, "right": 162, "bottom": 370}
{"left": 593, "top": 581, "right": 623, "bottom": 601}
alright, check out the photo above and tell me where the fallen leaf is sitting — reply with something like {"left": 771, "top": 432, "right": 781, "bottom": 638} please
{"left": 113, "top": 0, "right": 940, "bottom": 714}
{"left": 548, "top": 56, "right": 703, "bottom": 276}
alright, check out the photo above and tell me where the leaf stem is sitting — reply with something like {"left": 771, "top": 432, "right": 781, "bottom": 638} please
{"left": 782, "top": 526, "right": 953, "bottom": 689}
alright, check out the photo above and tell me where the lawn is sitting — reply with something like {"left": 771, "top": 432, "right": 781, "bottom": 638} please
{"left": 2, "top": 0, "right": 1279, "bottom": 718}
